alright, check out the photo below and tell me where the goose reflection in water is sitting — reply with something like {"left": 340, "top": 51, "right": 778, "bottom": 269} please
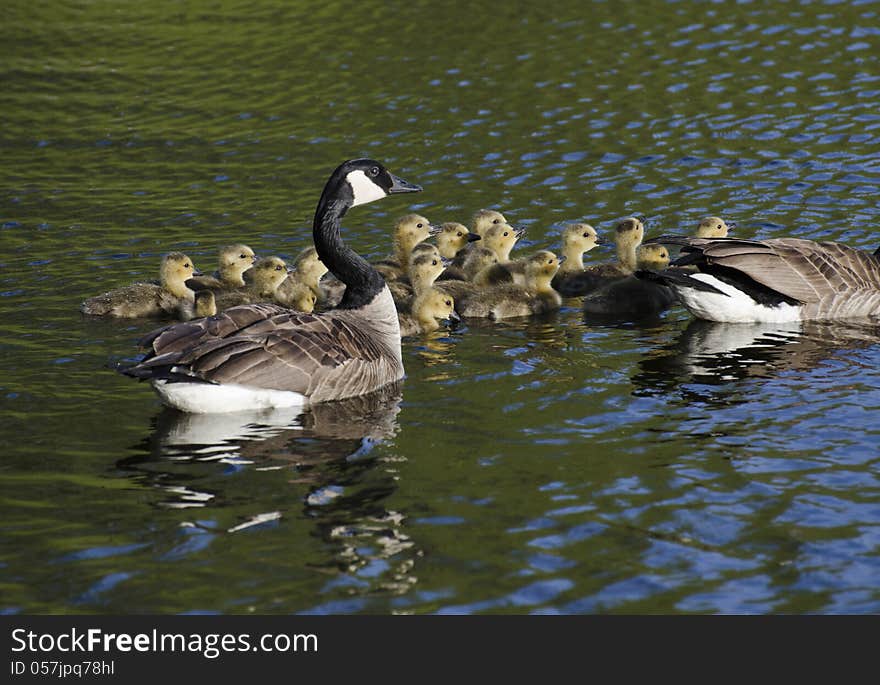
{"left": 117, "top": 383, "right": 421, "bottom": 597}
{"left": 632, "top": 318, "right": 880, "bottom": 404}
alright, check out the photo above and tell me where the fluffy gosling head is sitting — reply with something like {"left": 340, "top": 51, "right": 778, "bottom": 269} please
{"left": 482, "top": 222, "right": 525, "bottom": 261}
{"left": 292, "top": 246, "right": 329, "bottom": 289}
{"left": 637, "top": 244, "right": 670, "bottom": 271}
{"left": 244, "top": 256, "right": 290, "bottom": 295}
{"left": 217, "top": 244, "right": 256, "bottom": 283}
{"left": 560, "top": 223, "right": 603, "bottom": 271}
{"left": 393, "top": 214, "right": 437, "bottom": 257}
{"left": 462, "top": 246, "right": 500, "bottom": 280}
{"left": 471, "top": 209, "right": 507, "bottom": 238}
{"left": 412, "top": 289, "right": 458, "bottom": 331}
{"left": 409, "top": 252, "right": 446, "bottom": 291}
{"left": 436, "top": 222, "right": 480, "bottom": 258}
{"left": 524, "top": 250, "right": 561, "bottom": 289}
{"left": 161, "top": 252, "right": 200, "bottom": 298}
{"left": 695, "top": 216, "right": 734, "bottom": 238}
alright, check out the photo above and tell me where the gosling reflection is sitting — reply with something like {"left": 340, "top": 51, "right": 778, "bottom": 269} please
{"left": 633, "top": 318, "right": 880, "bottom": 403}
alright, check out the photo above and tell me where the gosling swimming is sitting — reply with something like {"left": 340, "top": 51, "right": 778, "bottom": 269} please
{"left": 551, "top": 223, "right": 605, "bottom": 293}
{"left": 81, "top": 252, "right": 201, "bottom": 319}
{"left": 186, "top": 244, "right": 256, "bottom": 291}
{"left": 398, "top": 289, "right": 460, "bottom": 337}
{"left": 213, "top": 256, "right": 291, "bottom": 309}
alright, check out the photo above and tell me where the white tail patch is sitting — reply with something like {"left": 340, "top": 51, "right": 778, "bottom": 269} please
{"left": 346, "top": 169, "right": 387, "bottom": 207}
{"left": 677, "top": 273, "right": 804, "bottom": 323}
{"left": 153, "top": 379, "right": 308, "bottom": 414}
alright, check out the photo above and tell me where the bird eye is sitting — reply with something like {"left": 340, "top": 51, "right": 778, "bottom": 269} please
{"left": 457, "top": 232, "right": 463, "bottom": 237}
{"left": 503, "top": 231, "right": 509, "bottom": 236}
{"left": 417, "top": 223, "right": 423, "bottom": 228}
{"left": 493, "top": 218, "right": 500, "bottom": 224}
{"left": 432, "top": 259, "right": 438, "bottom": 265}
{"left": 370, "top": 166, "right": 379, "bottom": 177}
{"left": 240, "top": 253, "right": 247, "bottom": 259}
{"left": 445, "top": 300, "right": 451, "bottom": 306}
{"left": 184, "top": 263, "right": 190, "bottom": 268}
{"left": 275, "top": 265, "right": 283, "bottom": 271}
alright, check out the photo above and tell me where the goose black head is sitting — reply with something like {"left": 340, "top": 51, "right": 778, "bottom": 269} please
{"left": 331, "top": 158, "right": 422, "bottom": 209}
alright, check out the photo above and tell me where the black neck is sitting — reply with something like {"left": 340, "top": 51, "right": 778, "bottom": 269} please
{"left": 313, "top": 192, "right": 385, "bottom": 310}
{"left": 874, "top": 244, "right": 880, "bottom": 257}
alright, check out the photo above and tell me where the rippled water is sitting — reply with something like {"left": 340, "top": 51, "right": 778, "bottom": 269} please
{"left": 2, "top": 0, "right": 879, "bottom": 614}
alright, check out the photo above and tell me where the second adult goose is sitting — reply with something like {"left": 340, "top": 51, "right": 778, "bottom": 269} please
{"left": 122, "top": 159, "right": 422, "bottom": 412}
{"left": 636, "top": 235, "right": 880, "bottom": 322}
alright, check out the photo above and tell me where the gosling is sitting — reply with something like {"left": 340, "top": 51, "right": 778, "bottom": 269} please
{"left": 398, "top": 289, "right": 460, "bottom": 337}
{"left": 373, "top": 213, "right": 438, "bottom": 281}
{"left": 213, "top": 255, "right": 291, "bottom": 309}
{"left": 457, "top": 250, "right": 562, "bottom": 320}
{"left": 186, "top": 243, "right": 256, "bottom": 291}
{"left": 276, "top": 246, "right": 328, "bottom": 310}
{"left": 80, "top": 252, "right": 201, "bottom": 319}
{"left": 551, "top": 223, "right": 605, "bottom": 292}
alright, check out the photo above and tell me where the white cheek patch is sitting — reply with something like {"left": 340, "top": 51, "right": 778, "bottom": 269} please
{"left": 346, "top": 169, "right": 387, "bottom": 207}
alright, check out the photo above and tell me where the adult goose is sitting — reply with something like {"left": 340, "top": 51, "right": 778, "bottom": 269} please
{"left": 122, "top": 159, "right": 422, "bottom": 412}
{"left": 636, "top": 235, "right": 880, "bottom": 322}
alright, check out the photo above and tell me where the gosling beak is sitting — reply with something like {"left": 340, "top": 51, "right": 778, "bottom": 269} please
{"left": 441, "top": 257, "right": 453, "bottom": 267}
{"left": 388, "top": 172, "right": 422, "bottom": 195}
{"left": 594, "top": 236, "right": 606, "bottom": 245}
{"left": 467, "top": 233, "right": 482, "bottom": 242}
{"left": 446, "top": 310, "right": 461, "bottom": 326}
{"left": 185, "top": 277, "right": 205, "bottom": 291}
{"left": 191, "top": 269, "right": 204, "bottom": 277}
{"left": 514, "top": 226, "right": 527, "bottom": 240}
{"left": 726, "top": 222, "right": 737, "bottom": 231}
{"left": 557, "top": 255, "right": 567, "bottom": 263}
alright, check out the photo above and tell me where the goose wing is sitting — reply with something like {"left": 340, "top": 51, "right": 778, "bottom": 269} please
{"left": 126, "top": 304, "right": 390, "bottom": 397}
{"left": 651, "top": 236, "right": 880, "bottom": 304}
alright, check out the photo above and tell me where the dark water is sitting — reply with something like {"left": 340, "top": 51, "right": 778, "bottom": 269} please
{"left": 2, "top": 1, "right": 879, "bottom": 614}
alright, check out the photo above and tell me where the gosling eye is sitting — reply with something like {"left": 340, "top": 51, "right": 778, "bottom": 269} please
{"left": 457, "top": 232, "right": 463, "bottom": 237}
{"left": 503, "top": 231, "right": 509, "bottom": 237}
{"left": 493, "top": 218, "right": 500, "bottom": 224}
{"left": 275, "top": 265, "right": 283, "bottom": 271}
{"left": 445, "top": 300, "right": 452, "bottom": 306}
{"left": 432, "top": 259, "right": 438, "bottom": 265}
{"left": 717, "top": 224, "right": 722, "bottom": 229}
{"left": 369, "top": 166, "right": 380, "bottom": 177}
{"left": 184, "top": 263, "right": 190, "bottom": 269}
{"left": 240, "top": 253, "right": 247, "bottom": 259}
{"left": 417, "top": 222, "right": 423, "bottom": 228}
{"left": 583, "top": 232, "right": 589, "bottom": 237}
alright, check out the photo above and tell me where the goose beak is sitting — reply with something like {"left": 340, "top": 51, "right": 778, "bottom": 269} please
{"left": 467, "top": 233, "right": 482, "bottom": 242}
{"left": 388, "top": 173, "right": 422, "bottom": 195}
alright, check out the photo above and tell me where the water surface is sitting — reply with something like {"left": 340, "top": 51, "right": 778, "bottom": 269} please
{"left": 2, "top": 0, "right": 879, "bottom": 614}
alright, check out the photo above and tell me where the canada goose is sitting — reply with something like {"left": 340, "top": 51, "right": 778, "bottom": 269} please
{"left": 81, "top": 252, "right": 201, "bottom": 319}
{"left": 121, "top": 158, "right": 422, "bottom": 413}
{"left": 635, "top": 235, "right": 880, "bottom": 322}
{"left": 275, "top": 246, "right": 328, "bottom": 310}
{"left": 435, "top": 222, "right": 480, "bottom": 258}
{"left": 457, "top": 250, "right": 561, "bottom": 319}
{"left": 187, "top": 244, "right": 256, "bottom": 291}
{"left": 372, "top": 213, "right": 438, "bottom": 281}
{"left": 389, "top": 251, "right": 446, "bottom": 311}
{"left": 552, "top": 217, "right": 644, "bottom": 297}
{"left": 695, "top": 216, "right": 735, "bottom": 238}
{"left": 211, "top": 256, "right": 291, "bottom": 309}
{"left": 398, "top": 289, "right": 459, "bottom": 336}
{"left": 192, "top": 290, "right": 217, "bottom": 318}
